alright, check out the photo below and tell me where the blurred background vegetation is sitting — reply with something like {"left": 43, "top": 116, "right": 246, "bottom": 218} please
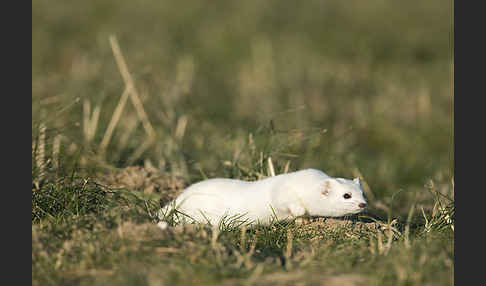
{"left": 32, "top": 0, "right": 453, "bottom": 217}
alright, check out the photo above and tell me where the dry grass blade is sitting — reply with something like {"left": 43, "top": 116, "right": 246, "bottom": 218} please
{"left": 174, "top": 115, "right": 188, "bottom": 141}
{"left": 377, "top": 231, "right": 383, "bottom": 255}
{"left": 91, "top": 105, "right": 101, "bottom": 140}
{"left": 35, "top": 123, "right": 47, "bottom": 183}
{"left": 211, "top": 227, "right": 220, "bottom": 250}
{"left": 83, "top": 99, "right": 101, "bottom": 143}
{"left": 100, "top": 87, "right": 130, "bottom": 151}
{"left": 108, "top": 35, "right": 156, "bottom": 141}
{"left": 267, "top": 157, "right": 276, "bottom": 177}
{"left": 404, "top": 203, "right": 415, "bottom": 249}
{"left": 283, "top": 160, "right": 290, "bottom": 174}
{"left": 240, "top": 226, "right": 247, "bottom": 251}
{"left": 97, "top": 35, "right": 158, "bottom": 162}
{"left": 284, "top": 229, "right": 293, "bottom": 270}
{"left": 384, "top": 227, "right": 394, "bottom": 255}
{"left": 52, "top": 135, "right": 62, "bottom": 169}
{"left": 83, "top": 99, "right": 91, "bottom": 139}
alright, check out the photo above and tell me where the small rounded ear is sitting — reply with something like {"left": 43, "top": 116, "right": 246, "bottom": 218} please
{"left": 353, "top": 177, "right": 361, "bottom": 186}
{"left": 321, "top": 179, "right": 333, "bottom": 196}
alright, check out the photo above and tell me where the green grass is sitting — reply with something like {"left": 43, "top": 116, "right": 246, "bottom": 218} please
{"left": 32, "top": 178, "right": 453, "bottom": 285}
{"left": 33, "top": 0, "right": 453, "bottom": 285}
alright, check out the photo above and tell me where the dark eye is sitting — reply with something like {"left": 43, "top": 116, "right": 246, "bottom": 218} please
{"left": 343, "top": 193, "right": 352, "bottom": 199}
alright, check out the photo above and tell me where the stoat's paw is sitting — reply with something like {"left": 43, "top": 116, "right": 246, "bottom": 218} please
{"left": 295, "top": 217, "right": 312, "bottom": 225}
{"left": 157, "top": 221, "right": 169, "bottom": 230}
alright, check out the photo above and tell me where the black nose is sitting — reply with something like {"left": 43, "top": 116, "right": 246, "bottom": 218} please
{"left": 359, "top": 203, "right": 367, "bottom": 209}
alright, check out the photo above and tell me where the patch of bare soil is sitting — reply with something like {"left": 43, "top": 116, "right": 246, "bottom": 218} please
{"left": 295, "top": 217, "right": 383, "bottom": 240}
{"left": 96, "top": 165, "right": 187, "bottom": 203}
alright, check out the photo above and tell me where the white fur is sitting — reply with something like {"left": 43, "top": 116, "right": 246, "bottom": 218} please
{"left": 158, "top": 169, "right": 368, "bottom": 226}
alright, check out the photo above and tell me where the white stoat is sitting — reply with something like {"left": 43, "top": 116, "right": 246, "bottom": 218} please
{"left": 157, "top": 169, "right": 368, "bottom": 227}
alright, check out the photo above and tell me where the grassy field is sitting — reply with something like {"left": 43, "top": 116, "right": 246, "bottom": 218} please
{"left": 32, "top": 0, "right": 454, "bottom": 285}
